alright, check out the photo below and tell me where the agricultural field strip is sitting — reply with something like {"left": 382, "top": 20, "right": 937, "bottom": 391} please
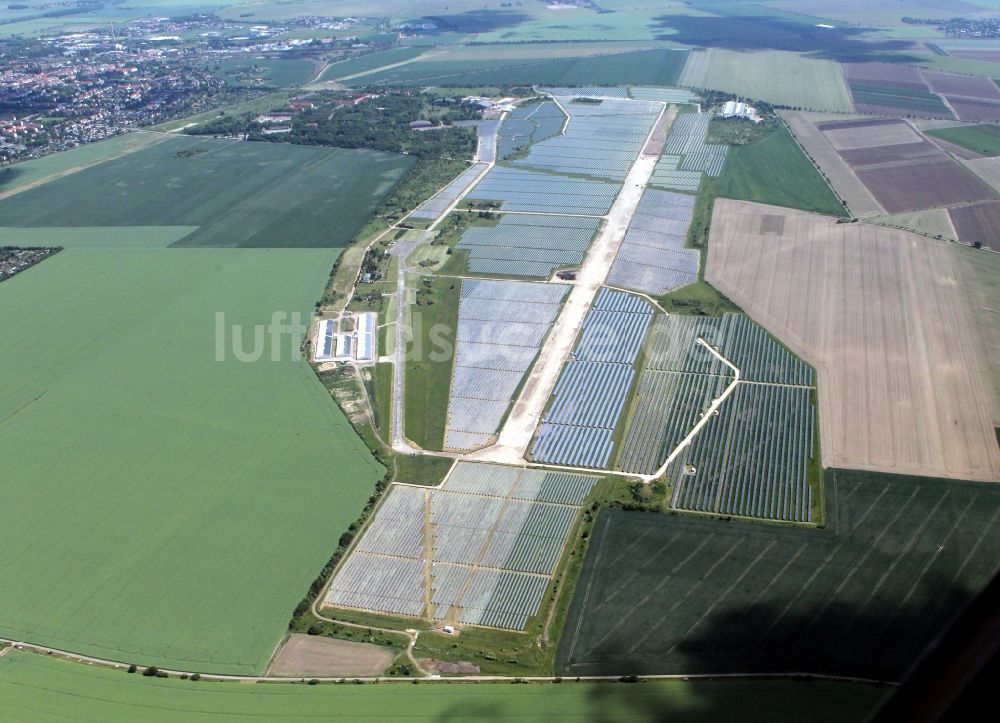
{"left": 458, "top": 213, "right": 601, "bottom": 278}
{"left": 607, "top": 188, "right": 699, "bottom": 295}
{"left": 615, "top": 313, "right": 817, "bottom": 522}
{"left": 842, "top": 63, "right": 1000, "bottom": 122}
{"left": 706, "top": 200, "right": 1000, "bottom": 482}
{"left": 557, "top": 474, "right": 1000, "bottom": 679}
{"left": 813, "top": 117, "right": 997, "bottom": 222}
{"left": 530, "top": 289, "right": 653, "bottom": 470}
{"left": 779, "top": 110, "right": 885, "bottom": 218}
{"left": 920, "top": 70, "right": 1000, "bottom": 122}
{"left": 444, "top": 280, "right": 567, "bottom": 451}
{"left": 326, "top": 464, "right": 597, "bottom": 630}
{"left": 0, "top": 136, "right": 415, "bottom": 249}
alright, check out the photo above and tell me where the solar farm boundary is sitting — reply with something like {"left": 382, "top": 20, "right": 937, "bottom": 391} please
{"left": 641, "top": 338, "right": 741, "bottom": 483}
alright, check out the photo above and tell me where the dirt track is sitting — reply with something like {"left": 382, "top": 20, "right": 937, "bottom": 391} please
{"left": 707, "top": 199, "right": 1000, "bottom": 482}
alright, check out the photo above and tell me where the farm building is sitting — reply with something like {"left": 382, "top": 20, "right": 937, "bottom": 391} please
{"left": 355, "top": 312, "right": 376, "bottom": 362}
{"left": 719, "top": 100, "right": 761, "bottom": 122}
{"left": 313, "top": 315, "right": 372, "bottom": 363}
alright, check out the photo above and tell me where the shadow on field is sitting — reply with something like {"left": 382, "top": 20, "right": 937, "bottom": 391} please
{"left": 651, "top": 15, "right": 920, "bottom": 62}
{"left": 0, "top": 165, "right": 25, "bottom": 193}
{"left": 420, "top": 10, "right": 531, "bottom": 34}
{"left": 675, "top": 571, "right": 972, "bottom": 680}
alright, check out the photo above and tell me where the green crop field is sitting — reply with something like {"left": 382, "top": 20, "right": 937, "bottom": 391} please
{"left": 0, "top": 246, "right": 383, "bottom": 674}
{"left": 0, "top": 132, "right": 165, "bottom": 195}
{"left": 928, "top": 123, "right": 1000, "bottom": 156}
{"left": 0, "top": 226, "right": 198, "bottom": 248}
{"left": 848, "top": 82, "right": 953, "bottom": 116}
{"left": 0, "top": 650, "right": 889, "bottom": 722}
{"left": 679, "top": 49, "right": 854, "bottom": 113}
{"left": 558, "top": 469, "right": 1000, "bottom": 680}
{"left": 0, "top": 137, "right": 414, "bottom": 249}
{"left": 347, "top": 49, "right": 690, "bottom": 88}
{"left": 213, "top": 57, "right": 317, "bottom": 88}
{"left": 319, "top": 47, "right": 427, "bottom": 81}
{"left": 715, "top": 123, "right": 848, "bottom": 217}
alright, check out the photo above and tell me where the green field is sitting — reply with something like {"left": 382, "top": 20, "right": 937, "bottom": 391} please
{"left": 213, "top": 57, "right": 316, "bottom": 88}
{"left": 0, "top": 246, "right": 383, "bottom": 673}
{"left": 0, "top": 651, "right": 889, "bottom": 723}
{"left": 0, "top": 137, "right": 414, "bottom": 248}
{"left": 403, "top": 276, "right": 459, "bottom": 450}
{"left": 679, "top": 48, "right": 854, "bottom": 113}
{"left": 715, "top": 123, "right": 848, "bottom": 217}
{"left": 0, "top": 226, "right": 198, "bottom": 248}
{"left": 347, "top": 49, "right": 690, "bottom": 87}
{"left": 558, "top": 469, "right": 1000, "bottom": 680}
{"left": 0, "top": 132, "right": 165, "bottom": 195}
{"left": 319, "top": 47, "right": 427, "bottom": 81}
{"left": 928, "top": 123, "right": 1000, "bottom": 156}
{"left": 848, "top": 82, "right": 953, "bottom": 116}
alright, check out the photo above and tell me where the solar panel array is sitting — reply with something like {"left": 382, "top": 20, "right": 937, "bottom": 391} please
{"left": 648, "top": 155, "right": 702, "bottom": 192}
{"left": 531, "top": 289, "right": 653, "bottom": 469}
{"left": 326, "top": 463, "right": 598, "bottom": 630}
{"left": 445, "top": 280, "right": 567, "bottom": 451}
{"left": 607, "top": 188, "right": 699, "bottom": 295}
{"left": 667, "top": 384, "right": 816, "bottom": 523}
{"left": 512, "top": 98, "right": 662, "bottom": 182}
{"left": 465, "top": 165, "right": 619, "bottom": 215}
{"left": 457, "top": 213, "right": 600, "bottom": 278}
{"left": 496, "top": 101, "right": 567, "bottom": 160}
{"left": 650, "top": 112, "right": 728, "bottom": 191}
{"left": 629, "top": 86, "right": 699, "bottom": 104}
{"left": 538, "top": 86, "right": 631, "bottom": 99}
{"left": 476, "top": 119, "right": 499, "bottom": 163}
{"left": 608, "top": 312, "right": 817, "bottom": 523}
{"left": 411, "top": 163, "right": 488, "bottom": 220}
{"left": 663, "top": 113, "right": 728, "bottom": 174}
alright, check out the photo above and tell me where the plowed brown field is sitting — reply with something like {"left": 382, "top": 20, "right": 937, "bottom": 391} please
{"left": 707, "top": 199, "right": 1000, "bottom": 482}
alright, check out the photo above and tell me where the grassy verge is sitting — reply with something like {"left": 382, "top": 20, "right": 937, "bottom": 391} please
{"left": 658, "top": 281, "right": 741, "bottom": 317}
{"left": 404, "top": 276, "right": 460, "bottom": 450}
{"left": 393, "top": 455, "right": 455, "bottom": 486}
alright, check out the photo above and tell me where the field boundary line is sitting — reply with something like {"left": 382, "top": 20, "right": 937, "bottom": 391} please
{"left": 564, "top": 513, "right": 612, "bottom": 664}
{"left": 0, "top": 642, "right": 901, "bottom": 684}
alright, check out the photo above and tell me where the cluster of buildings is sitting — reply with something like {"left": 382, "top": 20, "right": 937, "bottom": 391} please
{"left": 718, "top": 100, "right": 762, "bottom": 123}
{"left": 314, "top": 313, "right": 377, "bottom": 364}
{"left": 0, "top": 40, "right": 232, "bottom": 161}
